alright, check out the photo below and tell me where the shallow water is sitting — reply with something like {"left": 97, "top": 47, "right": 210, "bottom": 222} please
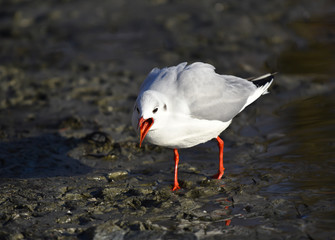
{"left": 0, "top": 0, "right": 335, "bottom": 239}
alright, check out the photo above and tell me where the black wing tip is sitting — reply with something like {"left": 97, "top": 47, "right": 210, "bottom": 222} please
{"left": 251, "top": 73, "right": 276, "bottom": 87}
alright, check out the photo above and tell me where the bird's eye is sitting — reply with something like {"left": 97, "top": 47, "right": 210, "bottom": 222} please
{"left": 153, "top": 107, "right": 158, "bottom": 113}
{"left": 136, "top": 107, "right": 139, "bottom": 114}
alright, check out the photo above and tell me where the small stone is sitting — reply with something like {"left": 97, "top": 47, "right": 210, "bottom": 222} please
{"left": 10, "top": 233, "right": 24, "bottom": 240}
{"left": 107, "top": 171, "right": 128, "bottom": 180}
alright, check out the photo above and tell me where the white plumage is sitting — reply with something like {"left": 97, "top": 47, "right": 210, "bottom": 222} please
{"left": 132, "top": 62, "right": 274, "bottom": 190}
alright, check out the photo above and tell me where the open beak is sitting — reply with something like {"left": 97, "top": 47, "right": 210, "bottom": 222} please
{"left": 138, "top": 117, "right": 154, "bottom": 147}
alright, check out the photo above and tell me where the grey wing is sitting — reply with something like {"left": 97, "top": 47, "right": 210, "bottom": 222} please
{"left": 139, "top": 62, "right": 188, "bottom": 93}
{"left": 178, "top": 65, "right": 257, "bottom": 122}
{"left": 139, "top": 67, "right": 162, "bottom": 92}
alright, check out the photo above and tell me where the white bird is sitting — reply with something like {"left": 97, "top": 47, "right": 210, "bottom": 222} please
{"left": 132, "top": 62, "right": 274, "bottom": 191}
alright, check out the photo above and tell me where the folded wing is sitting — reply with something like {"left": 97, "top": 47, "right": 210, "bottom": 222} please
{"left": 177, "top": 63, "right": 257, "bottom": 122}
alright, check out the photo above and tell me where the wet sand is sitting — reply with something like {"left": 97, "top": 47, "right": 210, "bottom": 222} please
{"left": 1, "top": 0, "right": 335, "bottom": 239}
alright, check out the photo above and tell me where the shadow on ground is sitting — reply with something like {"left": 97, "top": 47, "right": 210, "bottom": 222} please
{"left": 0, "top": 134, "right": 92, "bottom": 178}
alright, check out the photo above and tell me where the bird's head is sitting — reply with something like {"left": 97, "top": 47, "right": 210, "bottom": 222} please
{"left": 132, "top": 90, "right": 169, "bottom": 147}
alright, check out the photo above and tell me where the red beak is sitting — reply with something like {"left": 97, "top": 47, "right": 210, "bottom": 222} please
{"left": 138, "top": 117, "right": 154, "bottom": 147}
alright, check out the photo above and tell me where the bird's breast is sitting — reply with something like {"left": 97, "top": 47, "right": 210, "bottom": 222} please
{"left": 144, "top": 117, "right": 232, "bottom": 149}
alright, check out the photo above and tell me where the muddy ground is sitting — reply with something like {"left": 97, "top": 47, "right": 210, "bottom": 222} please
{"left": 0, "top": 0, "right": 335, "bottom": 239}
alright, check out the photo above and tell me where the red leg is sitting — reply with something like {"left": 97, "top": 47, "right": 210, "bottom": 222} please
{"left": 172, "top": 149, "right": 181, "bottom": 191}
{"left": 212, "top": 136, "right": 225, "bottom": 179}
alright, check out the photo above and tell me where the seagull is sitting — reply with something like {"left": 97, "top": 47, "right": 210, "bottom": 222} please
{"left": 132, "top": 62, "right": 274, "bottom": 191}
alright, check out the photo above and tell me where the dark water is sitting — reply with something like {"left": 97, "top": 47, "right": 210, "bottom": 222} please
{"left": 0, "top": 0, "right": 334, "bottom": 239}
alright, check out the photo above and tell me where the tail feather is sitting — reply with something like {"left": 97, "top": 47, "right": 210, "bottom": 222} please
{"left": 239, "top": 73, "right": 275, "bottom": 112}
{"left": 250, "top": 72, "right": 276, "bottom": 88}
